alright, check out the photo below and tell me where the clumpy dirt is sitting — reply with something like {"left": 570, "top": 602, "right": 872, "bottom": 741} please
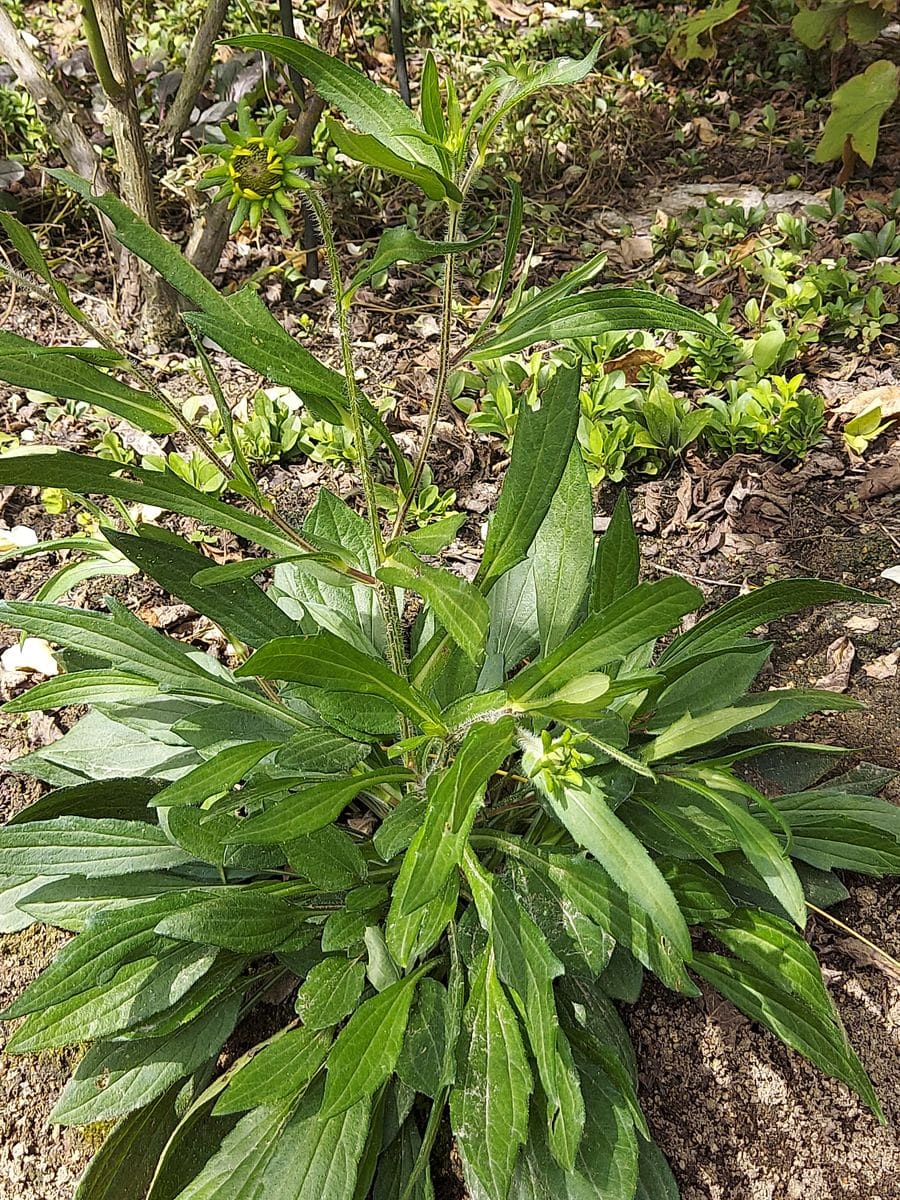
{"left": 630, "top": 899, "right": 900, "bottom": 1200}
{"left": 0, "top": 925, "right": 91, "bottom": 1200}
{"left": 0, "top": 710, "right": 92, "bottom": 1200}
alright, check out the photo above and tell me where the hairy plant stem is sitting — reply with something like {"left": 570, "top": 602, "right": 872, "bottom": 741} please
{"left": 1, "top": 267, "right": 379, "bottom": 587}
{"left": 390, "top": 204, "right": 461, "bottom": 539}
{"left": 300, "top": 186, "right": 409, "bottom": 687}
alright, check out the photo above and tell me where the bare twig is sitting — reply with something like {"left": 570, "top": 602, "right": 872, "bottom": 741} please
{"left": 160, "top": 0, "right": 231, "bottom": 152}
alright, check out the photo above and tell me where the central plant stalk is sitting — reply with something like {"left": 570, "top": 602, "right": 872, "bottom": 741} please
{"left": 391, "top": 204, "right": 461, "bottom": 538}
{"left": 302, "top": 184, "right": 408, "bottom": 681}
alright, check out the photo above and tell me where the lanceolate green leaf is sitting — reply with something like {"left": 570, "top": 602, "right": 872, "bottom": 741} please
{"left": 152, "top": 742, "right": 278, "bottom": 808}
{"left": 227, "top": 36, "right": 444, "bottom": 172}
{"left": 477, "top": 363, "right": 582, "bottom": 592}
{"left": 694, "top": 908, "right": 881, "bottom": 1117}
{"left": 509, "top": 576, "right": 702, "bottom": 705}
{"left": 213, "top": 1026, "right": 332, "bottom": 1115}
{"left": 50, "top": 995, "right": 240, "bottom": 1125}
{"left": 531, "top": 446, "right": 593, "bottom": 655}
{"left": 321, "top": 970, "right": 423, "bottom": 1119}
{"left": 463, "top": 851, "right": 582, "bottom": 1171}
{"left": 155, "top": 890, "right": 314, "bottom": 952}
{"left": 0, "top": 211, "right": 85, "bottom": 321}
{"left": 0, "top": 345, "right": 176, "bottom": 433}
{"left": 348, "top": 222, "right": 494, "bottom": 297}
{"left": 757, "top": 790, "right": 900, "bottom": 875}
{"left": 0, "top": 818, "right": 196, "bottom": 879}
{"left": 223, "top": 767, "right": 414, "bottom": 843}
{"left": 420, "top": 50, "right": 445, "bottom": 141}
{"left": 378, "top": 546, "right": 490, "bottom": 663}
{"left": 103, "top": 528, "right": 300, "bottom": 648}
{"left": 7, "top": 942, "right": 219, "bottom": 1052}
{"left": 673, "top": 773, "right": 806, "bottom": 926}
{"left": 661, "top": 578, "right": 881, "bottom": 666}
{"left": 469, "top": 288, "right": 723, "bottom": 361}
{"left": 592, "top": 491, "right": 639, "bottom": 614}
{"left": 325, "top": 118, "right": 460, "bottom": 202}
{"left": 451, "top": 949, "right": 533, "bottom": 1200}
{"left": 0, "top": 450, "right": 305, "bottom": 555}
{"left": 392, "top": 719, "right": 515, "bottom": 918}
{"left": 2, "top": 894, "right": 198, "bottom": 1019}
{"left": 295, "top": 957, "right": 367, "bottom": 1030}
{"left": 532, "top": 775, "right": 692, "bottom": 960}
{"left": 172, "top": 1080, "right": 372, "bottom": 1200}
{"left": 645, "top": 699, "right": 779, "bottom": 762}
{"left": 237, "top": 632, "right": 445, "bottom": 731}
{"left": 51, "top": 170, "right": 348, "bottom": 420}
{"left": 2, "top": 670, "right": 159, "bottom": 714}
{"left": 0, "top": 597, "right": 304, "bottom": 729}
{"left": 482, "top": 178, "right": 523, "bottom": 327}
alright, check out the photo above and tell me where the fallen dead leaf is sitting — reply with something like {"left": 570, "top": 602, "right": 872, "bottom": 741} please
{"left": 617, "top": 235, "right": 654, "bottom": 268}
{"left": 836, "top": 936, "right": 900, "bottom": 985}
{"left": 604, "top": 347, "right": 665, "bottom": 383}
{"left": 0, "top": 637, "right": 59, "bottom": 678}
{"left": 814, "top": 636, "right": 855, "bottom": 692}
{"left": 693, "top": 115, "right": 719, "bottom": 145}
{"left": 845, "top": 615, "right": 881, "bottom": 634}
{"left": 862, "top": 649, "right": 900, "bottom": 681}
{"left": 412, "top": 313, "right": 440, "bottom": 339}
{"left": 882, "top": 566, "right": 900, "bottom": 585}
{"left": 859, "top": 459, "right": 900, "bottom": 501}
{"left": 835, "top": 385, "right": 900, "bottom": 422}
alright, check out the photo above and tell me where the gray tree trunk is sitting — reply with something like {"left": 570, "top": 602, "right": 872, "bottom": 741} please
{"left": 93, "top": 0, "right": 181, "bottom": 343}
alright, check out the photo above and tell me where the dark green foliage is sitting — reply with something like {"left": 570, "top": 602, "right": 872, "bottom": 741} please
{"left": 0, "top": 34, "right": 894, "bottom": 1200}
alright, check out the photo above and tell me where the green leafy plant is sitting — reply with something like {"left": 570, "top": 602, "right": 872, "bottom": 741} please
{"left": 667, "top": 1, "right": 900, "bottom": 168}
{"left": 702, "top": 373, "right": 825, "bottom": 457}
{"left": 0, "top": 36, "right": 896, "bottom": 1200}
{"left": 845, "top": 218, "right": 900, "bottom": 263}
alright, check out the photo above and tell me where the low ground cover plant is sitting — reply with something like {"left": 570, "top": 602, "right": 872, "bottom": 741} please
{"left": 1, "top": 38, "right": 899, "bottom": 1200}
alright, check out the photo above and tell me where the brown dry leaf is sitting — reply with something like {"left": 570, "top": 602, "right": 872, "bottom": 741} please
{"left": 845, "top": 615, "right": 880, "bottom": 634}
{"left": 836, "top": 936, "right": 900, "bottom": 985}
{"left": 859, "top": 458, "right": 900, "bottom": 500}
{"left": 618, "top": 235, "right": 655, "bottom": 267}
{"left": 835, "top": 385, "right": 900, "bottom": 422}
{"left": 604, "top": 348, "right": 665, "bottom": 383}
{"left": 663, "top": 473, "right": 695, "bottom": 538}
{"left": 27, "top": 711, "right": 61, "bottom": 750}
{"left": 862, "top": 649, "right": 900, "bottom": 681}
{"left": 693, "top": 116, "right": 719, "bottom": 145}
{"left": 485, "top": 0, "right": 534, "bottom": 19}
{"left": 814, "top": 636, "right": 856, "bottom": 691}
{"left": 347, "top": 813, "right": 378, "bottom": 836}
